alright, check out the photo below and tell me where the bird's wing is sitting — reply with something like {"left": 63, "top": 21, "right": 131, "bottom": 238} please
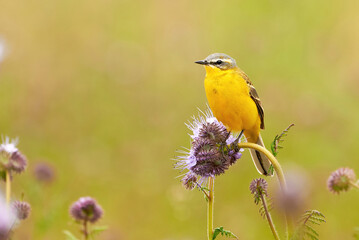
{"left": 239, "top": 70, "right": 265, "bottom": 130}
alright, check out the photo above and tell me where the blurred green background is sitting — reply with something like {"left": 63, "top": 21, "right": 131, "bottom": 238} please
{"left": 0, "top": 0, "right": 359, "bottom": 239}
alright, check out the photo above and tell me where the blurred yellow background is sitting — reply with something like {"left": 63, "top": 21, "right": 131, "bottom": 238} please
{"left": 0, "top": 0, "right": 359, "bottom": 239}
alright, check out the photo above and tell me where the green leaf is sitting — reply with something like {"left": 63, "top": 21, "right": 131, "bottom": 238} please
{"left": 63, "top": 230, "right": 80, "bottom": 240}
{"left": 201, "top": 187, "right": 210, "bottom": 192}
{"left": 212, "top": 226, "right": 238, "bottom": 240}
{"left": 271, "top": 123, "right": 295, "bottom": 156}
{"left": 90, "top": 225, "right": 108, "bottom": 238}
{"left": 291, "top": 210, "right": 325, "bottom": 240}
{"left": 0, "top": 170, "right": 6, "bottom": 181}
{"left": 268, "top": 165, "right": 274, "bottom": 176}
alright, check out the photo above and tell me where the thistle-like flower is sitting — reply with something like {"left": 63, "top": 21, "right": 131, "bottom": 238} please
{"left": 181, "top": 173, "right": 197, "bottom": 190}
{"left": 33, "top": 162, "right": 55, "bottom": 183}
{"left": 70, "top": 197, "right": 103, "bottom": 223}
{"left": 176, "top": 108, "right": 242, "bottom": 186}
{"left": 249, "top": 178, "right": 268, "bottom": 204}
{"left": 0, "top": 137, "right": 27, "bottom": 174}
{"left": 327, "top": 167, "right": 356, "bottom": 194}
{"left": 12, "top": 201, "right": 31, "bottom": 220}
{"left": 0, "top": 196, "right": 15, "bottom": 240}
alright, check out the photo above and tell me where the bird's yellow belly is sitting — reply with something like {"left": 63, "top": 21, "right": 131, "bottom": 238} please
{"left": 204, "top": 75, "right": 260, "bottom": 133}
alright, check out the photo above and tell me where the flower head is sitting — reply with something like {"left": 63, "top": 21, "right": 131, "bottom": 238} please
{"left": 273, "top": 169, "right": 309, "bottom": 218}
{"left": 33, "top": 162, "right": 55, "bottom": 183}
{"left": 0, "top": 196, "right": 15, "bottom": 240}
{"left": 0, "top": 137, "right": 19, "bottom": 156}
{"left": 176, "top": 107, "right": 242, "bottom": 187}
{"left": 327, "top": 167, "right": 356, "bottom": 194}
{"left": 181, "top": 173, "right": 197, "bottom": 190}
{"left": 0, "top": 137, "right": 27, "bottom": 174}
{"left": 249, "top": 178, "right": 268, "bottom": 204}
{"left": 12, "top": 201, "right": 31, "bottom": 220}
{"left": 70, "top": 197, "right": 103, "bottom": 223}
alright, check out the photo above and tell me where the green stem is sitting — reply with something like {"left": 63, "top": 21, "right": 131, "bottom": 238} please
{"left": 237, "top": 142, "right": 293, "bottom": 239}
{"left": 207, "top": 177, "right": 214, "bottom": 240}
{"left": 5, "top": 170, "right": 11, "bottom": 205}
{"left": 83, "top": 219, "right": 89, "bottom": 240}
{"left": 350, "top": 181, "right": 359, "bottom": 190}
{"left": 197, "top": 182, "right": 210, "bottom": 199}
{"left": 260, "top": 194, "right": 280, "bottom": 240}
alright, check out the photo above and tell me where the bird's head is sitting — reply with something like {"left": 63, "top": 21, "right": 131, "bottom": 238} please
{"left": 195, "top": 53, "right": 237, "bottom": 71}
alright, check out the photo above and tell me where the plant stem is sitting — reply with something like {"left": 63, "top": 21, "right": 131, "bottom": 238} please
{"left": 350, "top": 181, "right": 359, "bottom": 190}
{"left": 237, "top": 142, "right": 293, "bottom": 239}
{"left": 5, "top": 170, "right": 11, "bottom": 205}
{"left": 197, "top": 182, "right": 210, "bottom": 199}
{"left": 260, "top": 194, "right": 280, "bottom": 240}
{"left": 207, "top": 177, "right": 214, "bottom": 240}
{"left": 83, "top": 219, "right": 89, "bottom": 240}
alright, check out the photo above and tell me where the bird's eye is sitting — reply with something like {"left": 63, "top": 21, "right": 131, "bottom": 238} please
{"left": 216, "top": 60, "right": 223, "bottom": 64}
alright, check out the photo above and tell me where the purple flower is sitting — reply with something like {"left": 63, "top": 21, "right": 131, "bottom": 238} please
{"left": 175, "top": 107, "right": 242, "bottom": 187}
{"left": 181, "top": 173, "right": 197, "bottom": 190}
{"left": 327, "top": 167, "right": 356, "bottom": 194}
{"left": 33, "top": 162, "right": 55, "bottom": 183}
{"left": 249, "top": 178, "right": 268, "bottom": 204}
{"left": 0, "top": 197, "right": 15, "bottom": 240}
{"left": 12, "top": 201, "right": 31, "bottom": 220}
{"left": 8, "top": 152, "right": 27, "bottom": 174}
{"left": 70, "top": 197, "right": 103, "bottom": 223}
{"left": 0, "top": 137, "right": 27, "bottom": 174}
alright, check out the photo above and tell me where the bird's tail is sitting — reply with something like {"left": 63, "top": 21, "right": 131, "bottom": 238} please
{"left": 248, "top": 134, "right": 273, "bottom": 176}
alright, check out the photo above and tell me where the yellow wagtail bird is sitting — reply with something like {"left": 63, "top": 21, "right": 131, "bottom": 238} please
{"left": 195, "top": 53, "right": 272, "bottom": 176}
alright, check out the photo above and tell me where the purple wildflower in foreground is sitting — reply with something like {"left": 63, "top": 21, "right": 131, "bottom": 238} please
{"left": 0, "top": 197, "right": 15, "bottom": 240}
{"left": 70, "top": 197, "right": 103, "bottom": 223}
{"left": 273, "top": 170, "right": 309, "bottom": 218}
{"left": 176, "top": 107, "right": 243, "bottom": 188}
{"left": 327, "top": 167, "right": 356, "bottom": 194}
{"left": 0, "top": 137, "right": 27, "bottom": 174}
{"left": 12, "top": 201, "right": 31, "bottom": 220}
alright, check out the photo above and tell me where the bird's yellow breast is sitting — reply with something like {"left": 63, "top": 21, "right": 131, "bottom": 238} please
{"left": 204, "top": 66, "right": 260, "bottom": 136}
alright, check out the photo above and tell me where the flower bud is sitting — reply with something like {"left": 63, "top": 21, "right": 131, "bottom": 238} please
{"left": 70, "top": 197, "right": 103, "bottom": 223}
{"left": 327, "top": 167, "right": 356, "bottom": 194}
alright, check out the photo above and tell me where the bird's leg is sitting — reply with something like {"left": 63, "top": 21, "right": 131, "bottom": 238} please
{"left": 231, "top": 130, "right": 244, "bottom": 151}
{"left": 220, "top": 131, "right": 232, "bottom": 157}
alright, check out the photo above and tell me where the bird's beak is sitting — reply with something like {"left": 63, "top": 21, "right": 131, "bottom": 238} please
{"left": 195, "top": 60, "right": 208, "bottom": 65}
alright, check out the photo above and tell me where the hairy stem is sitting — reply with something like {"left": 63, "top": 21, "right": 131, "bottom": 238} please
{"left": 83, "top": 219, "right": 89, "bottom": 240}
{"left": 237, "top": 142, "right": 293, "bottom": 239}
{"left": 350, "top": 181, "right": 359, "bottom": 190}
{"left": 5, "top": 170, "right": 11, "bottom": 205}
{"left": 197, "top": 182, "right": 210, "bottom": 199}
{"left": 207, "top": 177, "right": 214, "bottom": 240}
{"left": 261, "top": 194, "right": 280, "bottom": 240}
{"left": 302, "top": 211, "right": 314, "bottom": 226}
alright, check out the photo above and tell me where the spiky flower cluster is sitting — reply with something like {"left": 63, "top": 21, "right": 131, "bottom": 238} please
{"left": 33, "top": 162, "right": 55, "bottom": 183}
{"left": 176, "top": 108, "right": 242, "bottom": 189}
{"left": 327, "top": 167, "right": 356, "bottom": 194}
{"left": 249, "top": 178, "right": 268, "bottom": 204}
{"left": 181, "top": 173, "right": 197, "bottom": 190}
{"left": 0, "top": 137, "right": 27, "bottom": 175}
{"left": 0, "top": 197, "right": 15, "bottom": 240}
{"left": 70, "top": 197, "right": 103, "bottom": 223}
{"left": 12, "top": 201, "right": 31, "bottom": 220}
